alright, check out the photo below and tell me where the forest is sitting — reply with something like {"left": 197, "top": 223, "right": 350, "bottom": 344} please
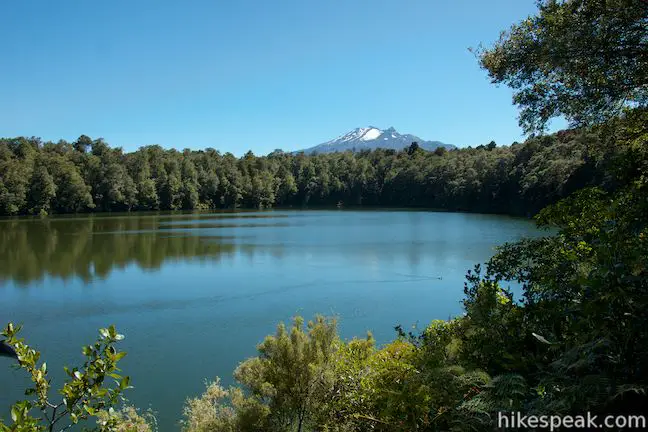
{"left": 1, "top": 128, "right": 603, "bottom": 218}
{"left": 2, "top": 0, "right": 647, "bottom": 431}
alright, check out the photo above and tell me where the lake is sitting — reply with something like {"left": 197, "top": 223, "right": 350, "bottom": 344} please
{"left": 0, "top": 210, "right": 541, "bottom": 430}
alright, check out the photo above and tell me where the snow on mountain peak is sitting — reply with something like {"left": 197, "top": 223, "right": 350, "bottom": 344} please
{"left": 297, "top": 126, "right": 454, "bottom": 154}
{"left": 360, "top": 127, "right": 382, "bottom": 141}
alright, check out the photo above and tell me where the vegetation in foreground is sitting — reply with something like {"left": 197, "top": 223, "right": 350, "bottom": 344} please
{"left": 1, "top": 0, "right": 647, "bottom": 430}
{"left": 0, "top": 324, "right": 152, "bottom": 432}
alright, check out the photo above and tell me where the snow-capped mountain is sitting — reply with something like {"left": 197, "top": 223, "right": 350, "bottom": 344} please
{"left": 297, "top": 126, "right": 454, "bottom": 154}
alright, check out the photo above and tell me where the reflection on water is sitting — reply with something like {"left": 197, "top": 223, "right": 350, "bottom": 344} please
{"left": 0, "top": 212, "right": 280, "bottom": 285}
{"left": 0, "top": 210, "right": 541, "bottom": 431}
{"left": 0, "top": 210, "right": 535, "bottom": 287}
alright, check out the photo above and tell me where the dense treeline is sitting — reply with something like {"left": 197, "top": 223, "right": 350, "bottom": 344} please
{"left": 0, "top": 129, "right": 604, "bottom": 217}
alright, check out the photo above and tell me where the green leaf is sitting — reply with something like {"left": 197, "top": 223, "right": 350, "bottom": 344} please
{"left": 119, "top": 376, "right": 130, "bottom": 390}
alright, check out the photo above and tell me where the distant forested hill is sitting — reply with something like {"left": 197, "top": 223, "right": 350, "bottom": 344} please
{"left": 0, "top": 128, "right": 610, "bottom": 217}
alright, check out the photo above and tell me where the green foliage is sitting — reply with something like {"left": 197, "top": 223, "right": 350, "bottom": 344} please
{"left": 47, "top": 152, "right": 94, "bottom": 213}
{"left": 459, "top": 268, "right": 532, "bottom": 375}
{"left": 183, "top": 316, "right": 339, "bottom": 432}
{"left": 453, "top": 118, "right": 648, "bottom": 422}
{"left": 95, "top": 406, "right": 156, "bottom": 432}
{"left": 459, "top": 1, "right": 648, "bottom": 420}
{"left": 182, "top": 317, "right": 495, "bottom": 432}
{"left": 27, "top": 162, "right": 56, "bottom": 215}
{"left": 476, "top": 0, "right": 647, "bottom": 133}
{"left": 406, "top": 142, "right": 420, "bottom": 156}
{"left": 0, "top": 323, "right": 140, "bottom": 432}
{"left": 0, "top": 128, "right": 607, "bottom": 216}
{"left": 182, "top": 379, "right": 254, "bottom": 432}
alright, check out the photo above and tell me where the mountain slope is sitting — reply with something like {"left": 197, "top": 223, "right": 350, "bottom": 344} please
{"left": 297, "top": 126, "right": 454, "bottom": 154}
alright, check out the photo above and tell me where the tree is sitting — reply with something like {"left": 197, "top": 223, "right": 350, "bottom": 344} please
{"left": 0, "top": 162, "right": 30, "bottom": 215}
{"left": 462, "top": 0, "right": 648, "bottom": 421}
{"left": 159, "top": 172, "right": 182, "bottom": 210}
{"left": 275, "top": 166, "right": 297, "bottom": 205}
{"left": 238, "top": 316, "right": 337, "bottom": 432}
{"left": 197, "top": 167, "right": 220, "bottom": 208}
{"left": 27, "top": 163, "right": 57, "bottom": 215}
{"left": 128, "top": 150, "right": 159, "bottom": 210}
{"left": 97, "top": 163, "right": 137, "bottom": 211}
{"left": 433, "top": 146, "right": 447, "bottom": 157}
{"left": 183, "top": 316, "right": 339, "bottom": 432}
{"left": 48, "top": 155, "right": 93, "bottom": 213}
{"left": 407, "top": 142, "right": 420, "bottom": 156}
{"left": 476, "top": 0, "right": 648, "bottom": 133}
{"left": 180, "top": 158, "right": 200, "bottom": 209}
{"left": 73, "top": 135, "right": 92, "bottom": 153}
{"left": 137, "top": 178, "right": 159, "bottom": 210}
{"left": 182, "top": 379, "right": 268, "bottom": 432}
{"left": 0, "top": 323, "right": 150, "bottom": 432}
{"left": 182, "top": 315, "right": 497, "bottom": 431}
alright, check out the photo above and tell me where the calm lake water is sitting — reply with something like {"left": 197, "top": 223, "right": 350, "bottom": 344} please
{"left": 0, "top": 210, "right": 541, "bottom": 430}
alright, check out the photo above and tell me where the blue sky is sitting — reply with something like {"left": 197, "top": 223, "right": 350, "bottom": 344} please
{"left": 0, "top": 0, "right": 560, "bottom": 155}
